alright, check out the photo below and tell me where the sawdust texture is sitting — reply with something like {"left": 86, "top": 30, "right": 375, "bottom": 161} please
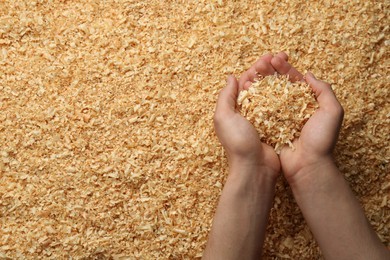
{"left": 0, "top": 0, "right": 389, "bottom": 259}
{"left": 237, "top": 75, "right": 318, "bottom": 153}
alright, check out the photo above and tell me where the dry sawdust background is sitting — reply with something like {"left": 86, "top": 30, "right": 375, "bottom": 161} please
{"left": 0, "top": 0, "right": 389, "bottom": 259}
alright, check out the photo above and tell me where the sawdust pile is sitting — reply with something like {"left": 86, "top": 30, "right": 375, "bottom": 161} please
{"left": 237, "top": 75, "right": 318, "bottom": 153}
{"left": 0, "top": 0, "right": 389, "bottom": 259}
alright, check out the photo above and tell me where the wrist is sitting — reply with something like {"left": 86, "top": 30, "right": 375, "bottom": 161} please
{"left": 229, "top": 157, "right": 280, "bottom": 181}
{"left": 227, "top": 162, "right": 278, "bottom": 196}
{"left": 286, "top": 155, "right": 338, "bottom": 188}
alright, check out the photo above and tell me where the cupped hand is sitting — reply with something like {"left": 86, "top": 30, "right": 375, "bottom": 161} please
{"left": 270, "top": 52, "right": 344, "bottom": 182}
{"left": 214, "top": 54, "right": 280, "bottom": 175}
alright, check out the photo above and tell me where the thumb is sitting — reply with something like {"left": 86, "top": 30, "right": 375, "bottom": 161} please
{"left": 305, "top": 72, "right": 341, "bottom": 110}
{"left": 215, "top": 75, "right": 239, "bottom": 116}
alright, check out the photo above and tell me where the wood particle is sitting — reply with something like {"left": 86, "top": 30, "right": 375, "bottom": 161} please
{"left": 0, "top": 0, "right": 389, "bottom": 259}
{"left": 238, "top": 75, "right": 318, "bottom": 153}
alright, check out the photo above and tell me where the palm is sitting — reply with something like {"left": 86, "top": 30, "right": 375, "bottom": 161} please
{"left": 214, "top": 53, "right": 281, "bottom": 174}
{"left": 299, "top": 108, "right": 339, "bottom": 154}
{"left": 280, "top": 108, "right": 337, "bottom": 177}
{"left": 229, "top": 113, "right": 279, "bottom": 171}
{"left": 215, "top": 93, "right": 280, "bottom": 173}
{"left": 269, "top": 52, "right": 344, "bottom": 179}
{"left": 219, "top": 113, "right": 262, "bottom": 157}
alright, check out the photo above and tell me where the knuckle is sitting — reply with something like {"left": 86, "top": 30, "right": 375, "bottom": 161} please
{"left": 256, "top": 61, "right": 269, "bottom": 73}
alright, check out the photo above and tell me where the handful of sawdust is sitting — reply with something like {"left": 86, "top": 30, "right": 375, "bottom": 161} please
{"left": 237, "top": 75, "right": 318, "bottom": 153}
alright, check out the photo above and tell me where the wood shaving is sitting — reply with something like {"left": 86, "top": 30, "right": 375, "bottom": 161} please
{"left": 238, "top": 75, "right": 318, "bottom": 153}
{"left": 0, "top": 0, "right": 388, "bottom": 259}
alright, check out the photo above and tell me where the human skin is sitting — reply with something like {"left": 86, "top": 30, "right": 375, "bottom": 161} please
{"left": 203, "top": 54, "right": 280, "bottom": 259}
{"left": 271, "top": 54, "right": 390, "bottom": 260}
{"left": 203, "top": 52, "right": 389, "bottom": 259}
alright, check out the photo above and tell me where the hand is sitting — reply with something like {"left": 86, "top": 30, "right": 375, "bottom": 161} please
{"left": 270, "top": 52, "right": 344, "bottom": 182}
{"left": 214, "top": 54, "right": 280, "bottom": 175}
{"left": 206, "top": 55, "right": 281, "bottom": 258}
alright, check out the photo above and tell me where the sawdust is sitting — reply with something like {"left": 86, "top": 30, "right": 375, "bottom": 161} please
{"left": 0, "top": 0, "right": 389, "bottom": 259}
{"left": 238, "top": 75, "right": 318, "bottom": 153}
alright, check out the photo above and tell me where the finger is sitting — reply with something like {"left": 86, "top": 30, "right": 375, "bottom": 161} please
{"left": 215, "top": 75, "right": 239, "bottom": 116}
{"left": 259, "top": 53, "right": 273, "bottom": 63}
{"left": 275, "top": 51, "right": 288, "bottom": 61}
{"left": 253, "top": 58, "right": 275, "bottom": 78}
{"left": 271, "top": 56, "right": 304, "bottom": 82}
{"left": 238, "top": 66, "right": 256, "bottom": 91}
{"left": 305, "top": 72, "right": 343, "bottom": 114}
{"left": 239, "top": 53, "right": 274, "bottom": 90}
{"left": 244, "top": 81, "right": 251, "bottom": 90}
